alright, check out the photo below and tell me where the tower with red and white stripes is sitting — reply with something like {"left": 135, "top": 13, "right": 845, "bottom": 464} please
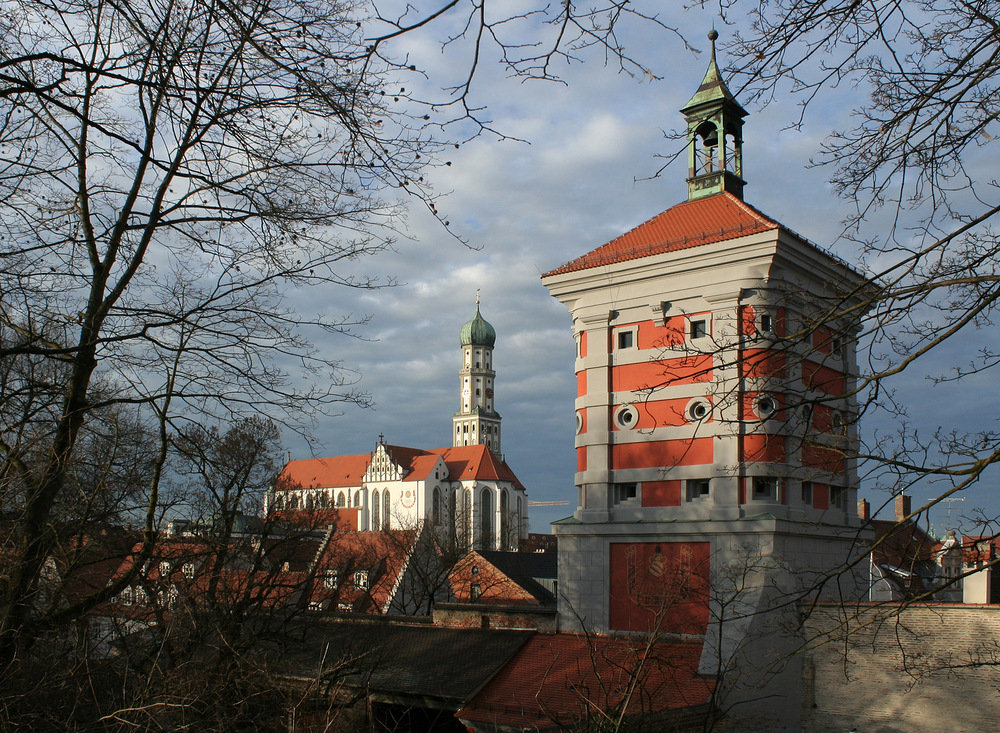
{"left": 541, "top": 32, "right": 870, "bottom": 725}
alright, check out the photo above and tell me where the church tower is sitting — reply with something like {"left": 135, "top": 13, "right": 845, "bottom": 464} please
{"left": 453, "top": 298, "right": 502, "bottom": 455}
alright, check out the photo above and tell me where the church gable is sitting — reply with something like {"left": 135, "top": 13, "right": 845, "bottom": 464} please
{"left": 364, "top": 444, "right": 408, "bottom": 482}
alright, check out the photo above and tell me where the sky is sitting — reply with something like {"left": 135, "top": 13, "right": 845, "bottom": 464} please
{"left": 282, "top": 4, "right": 1000, "bottom": 534}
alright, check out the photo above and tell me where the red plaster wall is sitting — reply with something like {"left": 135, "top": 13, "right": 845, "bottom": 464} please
{"left": 740, "top": 349, "right": 787, "bottom": 379}
{"left": 641, "top": 480, "right": 682, "bottom": 507}
{"left": 744, "top": 434, "right": 787, "bottom": 463}
{"left": 612, "top": 438, "right": 713, "bottom": 470}
{"left": 608, "top": 541, "right": 711, "bottom": 634}
{"left": 802, "top": 360, "right": 846, "bottom": 396}
{"left": 612, "top": 356, "right": 713, "bottom": 392}
{"left": 802, "top": 443, "right": 846, "bottom": 473}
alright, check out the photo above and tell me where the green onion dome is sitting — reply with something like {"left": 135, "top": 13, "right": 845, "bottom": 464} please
{"left": 460, "top": 305, "right": 496, "bottom": 347}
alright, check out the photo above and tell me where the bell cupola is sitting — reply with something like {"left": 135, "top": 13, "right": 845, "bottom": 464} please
{"left": 681, "top": 30, "right": 748, "bottom": 201}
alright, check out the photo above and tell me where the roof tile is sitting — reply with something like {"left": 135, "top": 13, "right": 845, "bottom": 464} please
{"left": 542, "top": 192, "right": 779, "bottom": 277}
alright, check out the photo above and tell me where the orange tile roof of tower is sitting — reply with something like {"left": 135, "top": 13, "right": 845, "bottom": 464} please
{"left": 542, "top": 191, "right": 781, "bottom": 277}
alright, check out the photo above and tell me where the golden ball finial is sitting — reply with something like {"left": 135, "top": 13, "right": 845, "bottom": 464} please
{"left": 708, "top": 29, "right": 719, "bottom": 42}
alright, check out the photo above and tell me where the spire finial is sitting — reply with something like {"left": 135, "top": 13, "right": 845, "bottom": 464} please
{"left": 476, "top": 288, "right": 480, "bottom": 306}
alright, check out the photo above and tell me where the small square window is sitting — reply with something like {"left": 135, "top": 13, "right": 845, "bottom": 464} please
{"left": 354, "top": 571, "right": 369, "bottom": 590}
{"left": 801, "top": 481, "right": 813, "bottom": 505}
{"left": 690, "top": 319, "right": 707, "bottom": 340}
{"left": 614, "top": 482, "right": 638, "bottom": 504}
{"left": 753, "top": 477, "right": 779, "bottom": 501}
{"left": 760, "top": 314, "right": 773, "bottom": 333}
{"left": 182, "top": 563, "right": 195, "bottom": 580}
{"left": 686, "top": 479, "right": 710, "bottom": 501}
{"left": 617, "top": 330, "right": 634, "bottom": 349}
{"left": 831, "top": 485, "right": 847, "bottom": 510}
{"left": 322, "top": 570, "right": 339, "bottom": 589}
{"left": 471, "top": 583, "right": 482, "bottom": 602}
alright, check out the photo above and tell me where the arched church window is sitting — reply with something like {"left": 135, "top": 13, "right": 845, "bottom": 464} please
{"left": 500, "top": 490, "right": 509, "bottom": 549}
{"left": 383, "top": 490, "right": 390, "bottom": 530}
{"left": 480, "top": 489, "right": 493, "bottom": 549}
{"left": 336, "top": 491, "right": 346, "bottom": 508}
{"left": 462, "top": 490, "right": 472, "bottom": 549}
{"left": 371, "top": 490, "right": 380, "bottom": 530}
{"left": 517, "top": 496, "right": 523, "bottom": 540}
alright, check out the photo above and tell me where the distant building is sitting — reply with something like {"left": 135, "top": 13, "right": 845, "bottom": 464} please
{"left": 270, "top": 303, "right": 528, "bottom": 551}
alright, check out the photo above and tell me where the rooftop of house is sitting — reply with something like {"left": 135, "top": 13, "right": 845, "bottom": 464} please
{"left": 456, "top": 634, "right": 714, "bottom": 731}
{"left": 541, "top": 192, "right": 780, "bottom": 277}
{"left": 451, "top": 550, "right": 558, "bottom": 606}
{"left": 273, "top": 619, "right": 535, "bottom": 706}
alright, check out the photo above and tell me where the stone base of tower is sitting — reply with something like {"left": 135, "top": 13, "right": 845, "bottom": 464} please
{"left": 553, "top": 516, "right": 872, "bottom": 730}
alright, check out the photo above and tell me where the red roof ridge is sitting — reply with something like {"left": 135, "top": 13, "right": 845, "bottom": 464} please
{"left": 541, "top": 192, "right": 782, "bottom": 278}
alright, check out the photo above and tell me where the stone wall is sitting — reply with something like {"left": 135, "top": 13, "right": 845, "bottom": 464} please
{"left": 801, "top": 603, "right": 1000, "bottom": 732}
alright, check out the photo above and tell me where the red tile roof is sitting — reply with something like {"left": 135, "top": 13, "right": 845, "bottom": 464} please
{"left": 457, "top": 634, "right": 714, "bottom": 730}
{"left": 311, "top": 529, "right": 419, "bottom": 613}
{"left": 280, "top": 454, "right": 371, "bottom": 489}
{"left": 542, "top": 192, "right": 780, "bottom": 277}
{"left": 427, "top": 444, "right": 525, "bottom": 489}
{"left": 277, "top": 444, "right": 524, "bottom": 491}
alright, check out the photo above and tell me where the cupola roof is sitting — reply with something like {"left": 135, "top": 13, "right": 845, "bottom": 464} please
{"left": 460, "top": 304, "right": 496, "bottom": 347}
{"left": 681, "top": 29, "right": 746, "bottom": 116}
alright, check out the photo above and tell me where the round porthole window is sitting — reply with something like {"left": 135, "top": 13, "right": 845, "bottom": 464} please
{"left": 614, "top": 404, "right": 639, "bottom": 430}
{"left": 686, "top": 398, "right": 711, "bottom": 422}
{"left": 756, "top": 395, "right": 777, "bottom": 419}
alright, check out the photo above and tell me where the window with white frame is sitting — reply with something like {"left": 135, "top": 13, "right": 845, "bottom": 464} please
{"left": 687, "top": 398, "right": 711, "bottom": 422}
{"left": 354, "top": 571, "right": 369, "bottom": 590}
{"left": 617, "top": 329, "right": 635, "bottom": 350}
{"left": 614, "top": 404, "right": 639, "bottom": 430}
{"left": 753, "top": 477, "right": 779, "bottom": 501}
{"left": 686, "top": 479, "right": 710, "bottom": 501}
{"left": 759, "top": 313, "right": 773, "bottom": 334}
{"left": 801, "top": 481, "right": 813, "bottom": 505}
{"left": 322, "top": 570, "right": 339, "bottom": 589}
{"left": 613, "top": 482, "right": 638, "bottom": 504}
{"left": 182, "top": 562, "right": 195, "bottom": 580}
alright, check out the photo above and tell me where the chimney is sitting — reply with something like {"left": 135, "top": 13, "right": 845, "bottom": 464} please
{"left": 895, "top": 494, "right": 911, "bottom": 523}
{"left": 858, "top": 498, "right": 870, "bottom": 522}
